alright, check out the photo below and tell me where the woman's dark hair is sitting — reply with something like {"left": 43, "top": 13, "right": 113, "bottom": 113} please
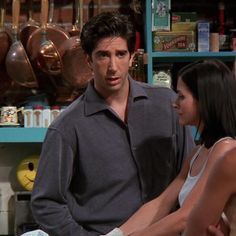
{"left": 178, "top": 59, "right": 236, "bottom": 148}
{"left": 80, "top": 11, "right": 136, "bottom": 56}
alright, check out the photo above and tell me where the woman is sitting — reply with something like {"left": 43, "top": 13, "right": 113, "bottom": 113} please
{"left": 105, "top": 59, "right": 236, "bottom": 236}
{"left": 184, "top": 146, "right": 236, "bottom": 236}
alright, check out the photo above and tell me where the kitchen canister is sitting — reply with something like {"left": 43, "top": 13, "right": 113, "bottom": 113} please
{"left": 23, "top": 106, "right": 33, "bottom": 128}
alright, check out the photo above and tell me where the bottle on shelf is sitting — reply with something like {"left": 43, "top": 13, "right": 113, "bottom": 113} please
{"left": 218, "top": 1, "right": 225, "bottom": 35}
{"left": 218, "top": 1, "right": 231, "bottom": 51}
{"left": 129, "top": 49, "right": 146, "bottom": 82}
{"left": 210, "top": 19, "right": 220, "bottom": 52}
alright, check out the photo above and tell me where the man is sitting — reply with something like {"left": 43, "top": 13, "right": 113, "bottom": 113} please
{"left": 31, "top": 12, "right": 194, "bottom": 236}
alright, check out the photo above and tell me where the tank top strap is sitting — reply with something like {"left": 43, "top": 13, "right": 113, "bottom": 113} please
{"left": 208, "top": 136, "right": 234, "bottom": 155}
{"left": 190, "top": 137, "right": 233, "bottom": 177}
{"left": 189, "top": 145, "right": 204, "bottom": 168}
{"left": 197, "top": 136, "right": 234, "bottom": 176}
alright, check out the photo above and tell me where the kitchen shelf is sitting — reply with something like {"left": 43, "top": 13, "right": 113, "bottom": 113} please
{"left": 0, "top": 128, "right": 47, "bottom": 143}
{"left": 145, "top": 1, "right": 236, "bottom": 84}
{"left": 151, "top": 51, "right": 236, "bottom": 62}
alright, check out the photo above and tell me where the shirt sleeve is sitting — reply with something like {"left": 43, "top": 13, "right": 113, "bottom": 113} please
{"left": 31, "top": 128, "right": 96, "bottom": 236}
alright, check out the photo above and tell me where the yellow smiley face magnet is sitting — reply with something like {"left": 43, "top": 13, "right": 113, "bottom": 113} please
{"left": 16, "top": 155, "right": 39, "bottom": 191}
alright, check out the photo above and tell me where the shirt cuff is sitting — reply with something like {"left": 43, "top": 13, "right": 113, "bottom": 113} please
{"left": 105, "top": 228, "right": 124, "bottom": 236}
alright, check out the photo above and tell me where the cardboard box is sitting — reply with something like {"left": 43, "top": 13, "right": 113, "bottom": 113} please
{"left": 153, "top": 31, "right": 196, "bottom": 52}
{"left": 172, "top": 12, "right": 197, "bottom": 32}
{"left": 172, "top": 12, "right": 197, "bottom": 23}
{"left": 172, "top": 22, "right": 197, "bottom": 32}
{"left": 198, "top": 22, "right": 210, "bottom": 52}
{"left": 152, "top": 0, "right": 171, "bottom": 31}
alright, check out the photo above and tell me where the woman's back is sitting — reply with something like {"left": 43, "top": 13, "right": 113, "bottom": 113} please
{"left": 225, "top": 191, "right": 236, "bottom": 235}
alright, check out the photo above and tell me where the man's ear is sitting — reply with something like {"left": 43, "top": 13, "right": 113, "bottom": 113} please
{"left": 129, "top": 53, "right": 135, "bottom": 67}
{"left": 86, "top": 55, "right": 93, "bottom": 69}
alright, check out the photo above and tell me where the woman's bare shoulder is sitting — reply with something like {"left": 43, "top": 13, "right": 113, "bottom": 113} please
{"left": 209, "top": 139, "right": 236, "bottom": 160}
{"left": 218, "top": 147, "right": 236, "bottom": 173}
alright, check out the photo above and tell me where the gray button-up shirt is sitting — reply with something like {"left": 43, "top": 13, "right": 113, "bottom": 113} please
{"left": 31, "top": 78, "right": 195, "bottom": 236}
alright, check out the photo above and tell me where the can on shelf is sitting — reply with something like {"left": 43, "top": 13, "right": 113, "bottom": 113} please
{"left": 230, "top": 29, "right": 236, "bottom": 51}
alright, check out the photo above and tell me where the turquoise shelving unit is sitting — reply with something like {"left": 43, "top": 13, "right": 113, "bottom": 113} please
{"left": 145, "top": 1, "right": 236, "bottom": 84}
{"left": 0, "top": 128, "right": 47, "bottom": 143}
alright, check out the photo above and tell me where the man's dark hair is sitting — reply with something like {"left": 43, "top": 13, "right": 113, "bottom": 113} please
{"left": 80, "top": 11, "right": 136, "bottom": 56}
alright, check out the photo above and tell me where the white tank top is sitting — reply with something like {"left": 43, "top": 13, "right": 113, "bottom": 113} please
{"left": 178, "top": 145, "right": 204, "bottom": 207}
{"left": 178, "top": 136, "right": 233, "bottom": 207}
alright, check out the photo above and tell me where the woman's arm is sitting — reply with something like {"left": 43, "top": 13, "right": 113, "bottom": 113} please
{"left": 122, "top": 141, "right": 236, "bottom": 236}
{"left": 120, "top": 176, "right": 185, "bottom": 235}
{"left": 184, "top": 147, "right": 236, "bottom": 236}
{"left": 119, "top": 146, "right": 197, "bottom": 236}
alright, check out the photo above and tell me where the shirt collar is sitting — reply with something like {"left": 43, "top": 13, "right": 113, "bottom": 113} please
{"left": 84, "top": 76, "right": 148, "bottom": 116}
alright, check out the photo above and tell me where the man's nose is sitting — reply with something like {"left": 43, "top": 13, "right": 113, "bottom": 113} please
{"left": 108, "top": 58, "right": 118, "bottom": 71}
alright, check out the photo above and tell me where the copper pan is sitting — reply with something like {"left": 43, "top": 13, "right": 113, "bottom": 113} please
{"left": 19, "top": 0, "right": 40, "bottom": 49}
{"left": 33, "top": 0, "right": 63, "bottom": 76}
{"left": 0, "top": 80, "right": 35, "bottom": 106}
{"left": 58, "top": 0, "right": 93, "bottom": 88}
{"left": 0, "top": 65, "right": 13, "bottom": 97}
{"left": 0, "top": 0, "right": 12, "bottom": 65}
{"left": 5, "top": 0, "right": 38, "bottom": 88}
{"left": 26, "top": 0, "right": 70, "bottom": 63}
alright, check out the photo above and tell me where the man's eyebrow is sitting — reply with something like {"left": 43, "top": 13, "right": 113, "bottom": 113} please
{"left": 95, "top": 50, "right": 109, "bottom": 55}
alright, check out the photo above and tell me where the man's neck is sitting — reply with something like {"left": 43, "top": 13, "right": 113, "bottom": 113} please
{"left": 106, "top": 84, "right": 130, "bottom": 122}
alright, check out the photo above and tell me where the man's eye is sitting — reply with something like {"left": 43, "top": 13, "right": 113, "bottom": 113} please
{"left": 97, "top": 52, "right": 108, "bottom": 58}
{"left": 117, "top": 51, "right": 127, "bottom": 58}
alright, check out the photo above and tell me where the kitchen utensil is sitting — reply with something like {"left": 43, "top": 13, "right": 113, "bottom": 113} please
{"left": 59, "top": 0, "right": 93, "bottom": 88}
{"left": 19, "top": 0, "right": 40, "bottom": 49}
{"left": 0, "top": 0, "right": 12, "bottom": 65}
{"left": 26, "top": 0, "right": 69, "bottom": 65}
{"left": 68, "top": 0, "right": 80, "bottom": 37}
{"left": 35, "top": 0, "right": 63, "bottom": 75}
{"left": 5, "top": 0, "right": 38, "bottom": 88}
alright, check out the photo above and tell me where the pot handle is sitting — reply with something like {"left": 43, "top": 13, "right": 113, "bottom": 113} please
{"left": 12, "top": 0, "right": 20, "bottom": 34}
{"left": 79, "top": 0, "right": 83, "bottom": 30}
{"left": 41, "top": 0, "right": 49, "bottom": 31}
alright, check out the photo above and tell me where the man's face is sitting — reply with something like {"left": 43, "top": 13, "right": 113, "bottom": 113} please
{"left": 87, "top": 37, "right": 133, "bottom": 97}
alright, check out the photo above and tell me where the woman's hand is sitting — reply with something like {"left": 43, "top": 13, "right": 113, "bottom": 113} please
{"left": 207, "top": 216, "right": 230, "bottom": 236}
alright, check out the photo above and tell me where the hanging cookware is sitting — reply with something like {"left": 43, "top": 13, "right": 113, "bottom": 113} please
{"left": 26, "top": 0, "right": 70, "bottom": 66}
{"left": 19, "top": 0, "right": 40, "bottom": 49}
{"left": 0, "top": 65, "right": 13, "bottom": 96}
{"left": 0, "top": 0, "right": 12, "bottom": 65}
{"left": 67, "top": 0, "right": 80, "bottom": 37}
{"left": 5, "top": 0, "right": 38, "bottom": 88}
{"left": 59, "top": 0, "right": 93, "bottom": 88}
{"left": 34, "top": 0, "right": 63, "bottom": 75}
